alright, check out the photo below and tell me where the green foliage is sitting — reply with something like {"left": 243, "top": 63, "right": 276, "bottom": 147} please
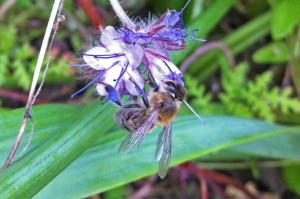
{"left": 0, "top": 103, "right": 300, "bottom": 198}
{"left": 1, "top": 0, "right": 300, "bottom": 197}
{"left": 180, "top": 12, "right": 271, "bottom": 82}
{"left": 0, "top": 25, "right": 16, "bottom": 53}
{"left": 183, "top": 75, "right": 213, "bottom": 114}
{"left": 0, "top": 2, "right": 82, "bottom": 91}
{"left": 104, "top": 186, "right": 127, "bottom": 199}
{"left": 0, "top": 35, "right": 72, "bottom": 90}
{"left": 283, "top": 165, "right": 300, "bottom": 196}
{"left": 253, "top": 41, "right": 290, "bottom": 64}
{"left": 0, "top": 102, "right": 117, "bottom": 198}
{"left": 221, "top": 64, "right": 300, "bottom": 121}
{"left": 253, "top": 0, "right": 300, "bottom": 96}
{"left": 186, "top": 62, "right": 300, "bottom": 122}
{"left": 271, "top": 0, "right": 300, "bottom": 40}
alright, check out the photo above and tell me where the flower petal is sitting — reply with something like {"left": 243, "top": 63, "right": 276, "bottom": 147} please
{"left": 96, "top": 83, "right": 108, "bottom": 96}
{"left": 145, "top": 52, "right": 182, "bottom": 83}
{"left": 103, "top": 64, "right": 123, "bottom": 88}
{"left": 123, "top": 67, "right": 144, "bottom": 96}
{"left": 100, "top": 26, "right": 123, "bottom": 51}
{"left": 124, "top": 44, "right": 144, "bottom": 69}
{"left": 83, "top": 47, "right": 123, "bottom": 70}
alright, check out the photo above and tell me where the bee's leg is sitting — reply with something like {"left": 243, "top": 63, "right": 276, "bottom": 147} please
{"left": 104, "top": 97, "right": 141, "bottom": 108}
{"left": 138, "top": 90, "right": 149, "bottom": 108}
{"left": 141, "top": 95, "right": 149, "bottom": 108}
{"left": 121, "top": 103, "right": 141, "bottom": 108}
{"left": 149, "top": 80, "right": 158, "bottom": 89}
{"left": 133, "top": 82, "right": 150, "bottom": 108}
{"left": 148, "top": 79, "right": 160, "bottom": 92}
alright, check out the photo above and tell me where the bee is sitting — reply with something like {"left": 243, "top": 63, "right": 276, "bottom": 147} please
{"left": 114, "top": 80, "right": 185, "bottom": 178}
{"left": 115, "top": 80, "right": 205, "bottom": 178}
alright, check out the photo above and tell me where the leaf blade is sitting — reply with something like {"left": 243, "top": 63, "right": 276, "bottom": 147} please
{"left": 34, "top": 116, "right": 300, "bottom": 198}
{"left": 0, "top": 101, "right": 116, "bottom": 198}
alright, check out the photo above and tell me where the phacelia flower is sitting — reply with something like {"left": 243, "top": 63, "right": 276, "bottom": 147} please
{"left": 72, "top": 1, "right": 201, "bottom": 106}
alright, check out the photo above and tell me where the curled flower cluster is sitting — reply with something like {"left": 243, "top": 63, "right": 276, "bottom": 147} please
{"left": 72, "top": 5, "right": 198, "bottom": 106}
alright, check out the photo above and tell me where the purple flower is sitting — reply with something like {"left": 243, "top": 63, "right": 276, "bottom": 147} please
{"left": 83, "top": 27, "right": 144, "bottom": 97}
{"left": 72, "top": 4, "right": 200, "bottom": 105}
{"left": 117, "top": 9, "right": 187, "bottom": 51}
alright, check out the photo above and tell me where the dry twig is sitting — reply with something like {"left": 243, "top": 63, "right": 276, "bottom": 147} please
{"left": 2, "top": 0, "right": 65, "bottom": 170}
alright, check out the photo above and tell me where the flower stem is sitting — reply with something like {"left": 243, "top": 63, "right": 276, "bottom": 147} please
{"left": 109, "top": 0, "right": 134, "bottom": 28}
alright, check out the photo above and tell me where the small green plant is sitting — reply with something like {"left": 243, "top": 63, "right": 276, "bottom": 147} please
{"left": 220, "top": 62, "right": 300, "bottom": 121}
{"left": 186, "top": 62, "right": 300, "bottom": 122}
{"left": 0, "top": 26, "right": 73, "bottom": 90}
{"left": 183, "top": 74, "right": 214, "bottom": 115}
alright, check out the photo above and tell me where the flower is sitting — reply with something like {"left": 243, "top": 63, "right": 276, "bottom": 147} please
{"left": 72, "top": 2, "right": 200, "bottom": 106}
{"left": 71, "top": 26, "right": 145, "bottom": 105}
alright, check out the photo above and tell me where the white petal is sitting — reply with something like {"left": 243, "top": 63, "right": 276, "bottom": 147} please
{"left": 162, "top": 59, "right": 182, "bottom": 78}
{"left": 147, "top": 54, "right": 182, "bottom": 83}
{"left": 83, "top": 47, "right": 120, "bottom": 70}
{"left": 123, "top": 67, "right": 144, "bottom": 96}
{"left": 124, "top": 44, "right": 144, "bottom": 69}
{"left": 103, "top": 64, "right": 123, "bottom": 87}
{"left": 95, "top": 64, "right": 123, "bottom": 96}
{"left": 96, "top": 83, "right": 108, "bottom": 96}
{"left": 100, "top": 26, "right": 123, "bottom": 52}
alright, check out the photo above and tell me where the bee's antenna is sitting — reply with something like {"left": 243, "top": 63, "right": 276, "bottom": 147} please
{"left": 183, "top": 100, "right": 206, "bottom": 125}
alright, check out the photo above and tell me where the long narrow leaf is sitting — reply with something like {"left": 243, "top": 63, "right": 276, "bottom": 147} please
{"left": 1, "top": 104, "right": 299, "bottom": 198}
{"left": 35, "top": 116, "right": 300, "bottom": 198}
{"left": 0, "top": 101, "right": 116, "bottom": 198}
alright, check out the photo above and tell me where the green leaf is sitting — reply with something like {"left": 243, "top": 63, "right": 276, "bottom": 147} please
{"left": 283, "top": 165, "right": 300, "bottom": 196}
{"left": 253, "top": 41, "right": 290, "bottom": 64}
{"left": 35, "top": 116, "right": 300, "bottom": 198}
{"left": 0, "top": 101, "right": 116, "bottom": 198}
{"left": 1, "top": 104, "right": 300, "bottom": 198}
{"left": 271, "top": 0, "right": 300, "bottom": 39}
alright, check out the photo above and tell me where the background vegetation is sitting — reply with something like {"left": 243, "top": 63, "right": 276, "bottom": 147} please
{"left": 0, "top": 0, "right": 300, "bottom": 198}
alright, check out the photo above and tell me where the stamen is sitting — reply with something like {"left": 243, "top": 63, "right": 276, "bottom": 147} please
{"left": 116, "top": 28, "right": 153, "bottom": 44}
{"left": 152, "top": 35, "right": 184, "bottom": 43}
{"left": 180, "top": 0, "right": 191, "bottom": 15}
{"left": 71, "top": 70, "right": 105, "bottom": 99}
{"left": 82, "top": 53, "right": 125, "bottom": 59}
{"left": 67, "top": 63, "right": 90, "bottom": 67}
{"left": 113, "top": 61, "right": 129, "bottom": 90}
{"left": 102, "top": 62, "right": 129, "bottom": 104}
{"left": 183, "top": 100, "right": 206, "bottom": 125}
{"left": 185, "top": 28, "right": 206, "bottom": 42}
{"left": 162, "top": 60, "right": 175, "bottom": 80}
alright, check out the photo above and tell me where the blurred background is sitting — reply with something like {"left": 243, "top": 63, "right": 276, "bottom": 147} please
{"left": 0, "top": 0, "right": 300, "bottom": 198}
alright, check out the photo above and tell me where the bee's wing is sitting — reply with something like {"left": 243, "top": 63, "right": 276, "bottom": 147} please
{"left": 118, "top": 106, "right": 160, "bottom": 154}
{"left": 155, "top": 123, "right": 172, "bottom": 179}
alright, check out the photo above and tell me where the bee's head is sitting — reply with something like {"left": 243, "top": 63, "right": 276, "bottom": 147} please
{"left": 164, "top": 80, "right": 187, "bottom": 101}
